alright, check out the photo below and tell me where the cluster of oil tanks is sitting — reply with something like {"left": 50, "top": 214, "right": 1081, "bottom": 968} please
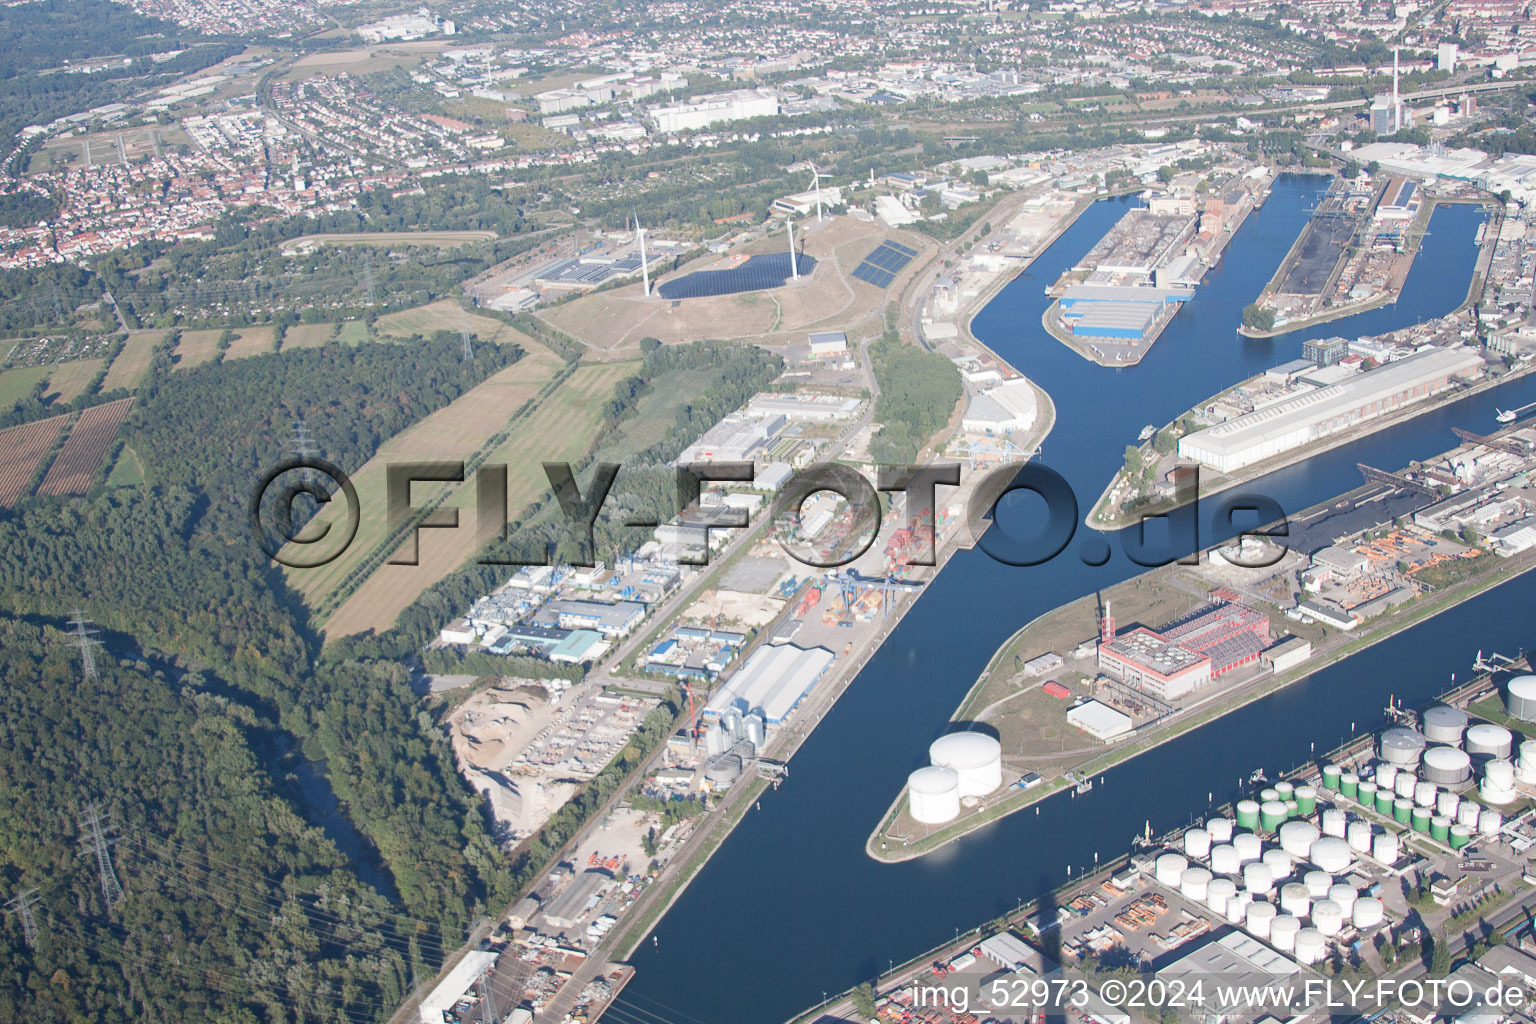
{"left": 1377, "top": 699, "right": 1532, "bottom": 818}
{"left": 907, "top": 732, "right": 1004, "bottom": 824}
{"left": 1153, "top": 805, "right": 1383, "bottom": 966}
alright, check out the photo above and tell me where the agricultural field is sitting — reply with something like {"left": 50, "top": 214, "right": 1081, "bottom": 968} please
{"left": 0, "top": 365, "right": 49, "bottom": 407}
{"left": 37, "top": 398, "right": 134, "bottom": 496}
{"left": 106, "top": 445, "right": 145, "bottom": 487}
{"left": 278, "top": 323, "right": 338, "bottom": 350}
{"left": 283, "top": 320, "right": 567, "bottom": 612}
{"left": 0, "top": 415, "right": 68, "bottom": 506}
{"left": 45, "top": 359, "right": 104, "bottom": 403}
{"left": 223, "top": 327, "right": 276, "bottom": 361}
{"left": 172, "top": 329, "right": 223, "bottom": 370}
{"left": 373, "top": 299, "right": 509, "bottom": 341}
{"left": 317, "top": 356, "right": 638, "bottom": 639}
{"left": 336, "top": 321, "right": 371, "bottom": 346}
{"left": 100, "top": 331, "right": 164, "bottom": 391}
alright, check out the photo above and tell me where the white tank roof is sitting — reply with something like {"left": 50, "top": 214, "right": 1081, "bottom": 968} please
{"left": 929, "top": 731, "right": 1001, "bottom": 769}
{"left": 1509, "top": 674, "right": 1536, "bottom": 700}
{"left": 909, "top": 765, "right": 960, "bottom": 795}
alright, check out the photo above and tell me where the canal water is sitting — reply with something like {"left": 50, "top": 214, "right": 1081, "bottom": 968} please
{"left": 622, "top": 176, "right": 1536, "bottom": 1023}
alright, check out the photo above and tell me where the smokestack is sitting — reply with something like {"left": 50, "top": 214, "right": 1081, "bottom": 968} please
{"left": 1101, "top": 599, "right": 1115, "bottom": 644}
{"left": 1392, "top": 47, "right": 1400, "bottom": 132}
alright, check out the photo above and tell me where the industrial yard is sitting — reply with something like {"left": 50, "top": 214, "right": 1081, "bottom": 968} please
{"left": 873, "top": 417, "right": 1536, "bottom": 863}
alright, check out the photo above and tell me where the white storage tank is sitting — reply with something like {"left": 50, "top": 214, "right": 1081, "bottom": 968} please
{"left": 1414, "top": 781, "right": 1438, "bottom": 808}
{"left": 1423, "top": 704, "right": 1469, "bottom": 744}
{"left": 1482, "top": 759, "right": 1518, "bottom": 805}
{"left": 1376, "top": 763, "right": 1399, "bottom": 789}
{"left": 1352, "top": 897, "right": 1385, "bottom": 929}
{"left": 1312, "top": 899, "right": 1345, "bottom": 937}
{"left": 1508, "top": 675, "right": 1536, "bottom": 722}
{"left": 1181, "top": 867, "right": 1212, "bottom": 902}
{"left": 929, "top": 732, "right": 1003, "bottom": 797}
{"left": 1458, "top": 802, "right": 1482, "bottom": 828}
{"left": 1225, "top": 891, "right": 1250, "bottom": 925}
{"left": 1328, "top": 884, "right": 1357, "bottom": 916}
{"left": 1210, "top": 844, "right": 1241, "bottom": 876}
{"left": 1310, "top": 838, "right": 1352, "bottom": 875}
{"left": 1271, "top": 915, "right": 1302, "bottom": 953}
{"left": 1279, "top": 882, "right": 1311, "bottom": 917}
{"left": 1243, "top": 862, "right": 1274, "bottom": 895}
{"left": 1393, "top": 772, "right": 1417, "bottom": 799}
{"left": 1207, "top": 817, "right": 1235, "bottom": 843}
{"left": 1304, "top": 870, "right": 1333, "bottom": 899}
{"left": 1207, "top": 878, "right": 1238, "bottom": 916}
{"left": 1436, "top": 790, "right": 1461, "bottom": 818}
{"left": 1294, "top": 928, "right": 1327, "bottom": 965}
{"left": 1184, "top": 828, "right": 1212, "bottom": 859}
{"left": 1246, "top": 900, "right": 1277, "bottom": 940}
{"left": 1321, "top": 808, "right": 1347, "bottom": 838}
{"left": 908, "top": 766, "right": 961, "bottom": 824}
{"left": 1347, "top": 820, "right": 1373, "bottom": 853}
{"left": 1234, "top": 832, "right": 1263, "bottom": 864}
{"left": 1422, "top": 746, "right": 1472, "bottom": 786}
{"left": 1479, "top": 808, "right": 1503, "bottom": 836}
{"left": 1380, "top": 728, "right": 1427, "bottom": 767}
{"left": 1279, "top": 821, "right": 1320, "bottom": 859}
{"left": 1373, "top": 831, "right": 1400, "bottom": 865}
{"left": 1156, "top": 853, "right": 1188, "bottom": 886}
{"left": 1263, "top": 848, "right": 1294, "bottom": 879}
{"left": 1466, "top": 723, "right": 1514, "bottom": 760}
{"left": 1519, "top": 740, "right": 1536, "bottom": 784}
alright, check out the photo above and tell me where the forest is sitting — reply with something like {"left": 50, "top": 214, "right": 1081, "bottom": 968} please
{"left": 0, "top": 338, "right": 530, "bottom": 1020}
{"left": 868, "top": 330, "right": 963, "bottom": 464}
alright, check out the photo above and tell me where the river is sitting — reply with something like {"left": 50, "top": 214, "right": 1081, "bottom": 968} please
{"left": 619, "top": 175, "right": 1536, "bottom": 1024}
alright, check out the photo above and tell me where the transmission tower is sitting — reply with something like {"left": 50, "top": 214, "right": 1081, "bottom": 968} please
{"left": 4, "top": 889, "right": 40, "bottom": 949}
{"left": 289, "top": 417, "right": 318, "bottom": 461}
{"left": 66, "top": 610, "right": 103, "bottom": 682}
{"left": 78, "top": 805, "right": 124, "bottom": 906}
{"left": 363, "top": 252, "right": 377, "bottom": 306}
{"left": 459, "top": 312, "right": 473, "bottom": 362}
{"left": 480, "top": 971, "right": 499, "bottom": 1024}
{"left": 49, "top": 282, "right": 63, "bottom": 324}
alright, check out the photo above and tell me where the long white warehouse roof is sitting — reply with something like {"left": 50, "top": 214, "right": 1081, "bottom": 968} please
{"left": 1179, "top": 346, "right": 1482, "bottom": 472}
{"left": 420, "top": 950, "right": 498, "bottom": 1024}
{"left": 704, "top": 643, "right": 834, "bottom": 724}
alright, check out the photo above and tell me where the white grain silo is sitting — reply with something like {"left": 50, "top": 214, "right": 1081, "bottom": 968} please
{"left": 1246, "top": 900, "right": 1277, "bottom": 939}
{"left": 1156, "top": 853, "right": 1189, "bottom": 886}
{"left": 1310, "top": 838, "right": 1352, "bottom": 875}
{"left": 1243, "top": 861, "right": 1274, "bottom": 895}
{"left": 929, "top": 732, "right": 1002, "bottom": 797}
{"left": 1294, "top": 928, "right": 1326, "bottom": 965}
{"left": 1481, "top": 759, "right": 1517, "bottom": 805}
{"left": 1313, "top": 899, "right": 1345, "bottom": 937}
{"left": 1423, "top": 705, "right": 1468, "bottom": 745}
{"left": 1352, "top": 897, "right": 1385, "bottom": 929}
{"left": 1279, "top": 821, "right": 1320, "bottom": 859}
{"left": 1466, "top": 724, "right": 1514, "bottom": 760}
{"left": 908, "top": 766, "right": 961, "bottom": 824}
{"left": 1505, "top": 674, "right": 1536, "bottom": 722}
{"left": 1210, "top": 844, "right": 1241, "bottom": 876}
{"left": 1185, "top": 828, "right": 1212, "bottom": 859}
{"left": 1271, "top": 915, "right": 1301, "bottom": 953}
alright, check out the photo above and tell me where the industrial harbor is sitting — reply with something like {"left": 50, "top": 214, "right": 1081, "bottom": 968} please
{"left": 812, "top": 657, "right": 1536, "bottom": 1024}
{"left": 870, "top": 412, "right": 1536, "bottom": 863}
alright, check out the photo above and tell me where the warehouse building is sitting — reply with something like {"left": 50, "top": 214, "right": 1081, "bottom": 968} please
{"left": 962, "top": 378, "right": 1039, "bottom": 434}
{"left": 419, "top": 950, "right": 498, "bottom": 1024}
{"left": 533, "top": 599, "right": 645, "bottom": 637}
{"left": 1178, "top": 347, "right": 1483, "bottom": 472}
{"left": 1067, "top": 700, "right": 1134, "bottom": 741}
{"left": 541, "top": 869, "right": 615, "bottom": 929}
{"left": 702, "top": 643, "right": 834, "bottom": 725}
{"left": 1057, "top": 283, "right": 1193, "bottom": 341}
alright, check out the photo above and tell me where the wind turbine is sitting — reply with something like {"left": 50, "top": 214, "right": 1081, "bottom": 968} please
{"left": 634, "top": 210, "right": 650, "bottom": 297}
{"left": 808, "top": 163, "right": 828, "bottom": 222}
{"left": 786, "top": 218, "right": 799, "bottom": 281}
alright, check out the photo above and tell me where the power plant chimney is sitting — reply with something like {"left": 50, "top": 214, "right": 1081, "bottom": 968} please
{"left": 1101, "top": 599, "right": 1115, "bottom": 644}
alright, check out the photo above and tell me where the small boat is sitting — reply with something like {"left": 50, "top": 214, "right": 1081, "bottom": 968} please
{"left": 1075, "top": 779, "right": 1094, "bottom": 795}
{"left": 1138, "top": 424, "right": 1156, "bottom": 442}
{"left": 1497, "top": 409, "right": 1516, "bottom": 424}
{"left": 1248, "top": 768, "right": 1269, "bottom": 785}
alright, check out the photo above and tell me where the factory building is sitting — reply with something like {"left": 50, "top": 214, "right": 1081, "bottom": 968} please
{"left": 533, "top": 599, "right": 645, "bottom": 637}
{"left": 541, "top": 869, "right": 615, "bottom": 929}
{"left": 1067, "top": 699, "right": 1134, "bottom": 741}
{"left": 418, "top": 950, "right": 498, "bottom": 1024}
{"left": 676, "top": 411, "right": 786, "bottom": 464}
{"left": 962, "top": 378, "right": 1039, "bottom": 434}
{"left": 1057, "top": 284, "right": 1193, "bottom": 341}
{"left": 1096, "top": 598, "right": 1269, "bottom": 701}
{"left": 649, "top": 89, "right": 779, "bottom": 133}
{"left": 1178, "top": 347, "right": 1483, "bottom": 473}
{"left": 702, "top": 643, "right": 834, "bottom": 725}
{"left": 1375, "top": 177, "right": 1421, "bottom": 223}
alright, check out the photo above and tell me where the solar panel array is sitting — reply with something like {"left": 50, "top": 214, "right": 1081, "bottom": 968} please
{"left": 851, "top": 241, "right": 918, "bottom": 289}
{"left": 532, "top": 254, "right": 646, "bottom": 287}
{"left": 656, "top": 252, "right": 816, "bottom": 300}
